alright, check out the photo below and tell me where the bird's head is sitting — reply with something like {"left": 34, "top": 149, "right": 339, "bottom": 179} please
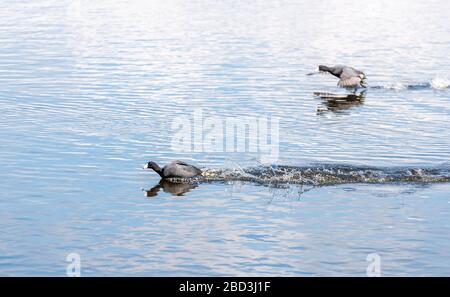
{"left": 143, "top": 161, "right": 158, "bottom": 170}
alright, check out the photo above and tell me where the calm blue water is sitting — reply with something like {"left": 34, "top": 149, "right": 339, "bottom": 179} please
{"left": 0, "top": 0, "right": 450, "bottom": 276}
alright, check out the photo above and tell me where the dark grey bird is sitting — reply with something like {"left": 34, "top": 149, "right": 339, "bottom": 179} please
{"left": 144, "top": 160, "right": 202, "bottom": 179}
{"left": 315, "top": 65, "right": 367, "bottom": 89}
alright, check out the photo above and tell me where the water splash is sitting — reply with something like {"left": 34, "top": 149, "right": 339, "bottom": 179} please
{"left": 430, "top": 77, "right": 450, "bottom": 90}
{"left": 186, "top": 165, "right": 450, "bottom": 186}
{"left": 371, "top": 77, "right": 450, "bottom": 90}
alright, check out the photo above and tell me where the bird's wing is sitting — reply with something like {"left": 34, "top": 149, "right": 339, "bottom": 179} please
{"left": 173, "top": 160, "right": 187, "bottom": 165}
{"left": 171, "top": 160, "right": 201, "bottom": 175}
{"left": 340, "top": 67, "right": 359, "bottom": 80}
{"left": 337, "top": 67, "right": 362, "bottom": 87}
{"left": 338, "top": 76, "right": 361, "bottom": 87}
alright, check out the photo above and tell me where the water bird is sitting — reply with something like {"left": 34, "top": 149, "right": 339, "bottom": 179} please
{"left": 143, "top": 160, "right": 202, "bottom": 178}
{"left": 310, "top": 65, "right": 367, "bottom": 89}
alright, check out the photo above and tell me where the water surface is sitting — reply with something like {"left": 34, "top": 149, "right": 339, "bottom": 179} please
{"left": 0, "top": 0, "right": 449, "bottom": 276}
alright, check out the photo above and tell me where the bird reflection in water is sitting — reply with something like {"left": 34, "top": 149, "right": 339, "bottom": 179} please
{"left": 315, "top": 90, "right": 366, "bottom": 113}
{"left": 143, "top": 179, "right": 199, "bottom": 197}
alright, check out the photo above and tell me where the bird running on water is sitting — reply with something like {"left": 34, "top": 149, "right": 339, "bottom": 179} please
{"left": 315, "top": 65, "right": 367, "bottom": 90}
{"left": 144, "top": 160, "right": 202, "bottom": 179}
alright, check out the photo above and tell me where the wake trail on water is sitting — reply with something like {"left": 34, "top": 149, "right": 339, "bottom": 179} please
{"left": 369, "top": 77, "right": 450, "bottom": 90}
{"left": 168, "top": 164, "right": 450, "bottom": 186}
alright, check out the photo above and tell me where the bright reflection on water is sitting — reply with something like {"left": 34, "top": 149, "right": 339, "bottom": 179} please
{"left": 0, "top": 0, "right": 450, "bottom": 276}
